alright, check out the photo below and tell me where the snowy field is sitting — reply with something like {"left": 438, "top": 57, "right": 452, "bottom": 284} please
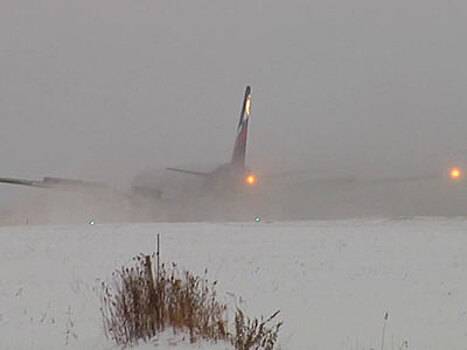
{"left": 1, "top": 218, "right": 467, "bottom": 349}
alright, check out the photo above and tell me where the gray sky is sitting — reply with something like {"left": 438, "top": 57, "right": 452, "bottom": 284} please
{"left": 1, "top": 0, "right": 466, "bottom": 217}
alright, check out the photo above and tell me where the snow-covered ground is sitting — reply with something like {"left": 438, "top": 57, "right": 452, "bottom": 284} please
{"left": 1, "top": 218, "right": 467, "bottom": 349}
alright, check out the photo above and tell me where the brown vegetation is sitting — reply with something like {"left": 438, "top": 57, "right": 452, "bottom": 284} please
{"left": 100, "top": 253, "right": 281, "bottom": 349}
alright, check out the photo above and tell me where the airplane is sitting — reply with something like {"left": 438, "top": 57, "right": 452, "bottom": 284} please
{"left": 0, "top": 85, "right": 465, "bottom": 202}
{"left": 0, "top": 86, "right": 259, "bottom": 198}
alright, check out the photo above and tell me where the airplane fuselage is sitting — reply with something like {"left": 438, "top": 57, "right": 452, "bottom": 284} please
{"left": 203, "top": 163, "right": 257, "bottom": 193}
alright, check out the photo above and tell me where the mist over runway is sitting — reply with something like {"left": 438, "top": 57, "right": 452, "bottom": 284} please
{"left": 1, "top": 0, "right": 467, "bottom": 224}
{"left": 1, "top": 168, "right": 465, "bottom": 225}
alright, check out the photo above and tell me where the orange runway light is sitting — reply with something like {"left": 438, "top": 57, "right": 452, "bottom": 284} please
{"left": 245, "top": 174, "right": 258, "bottom": 186}
{"left": 449, "top": 167, "right": 463, "bottom": 181}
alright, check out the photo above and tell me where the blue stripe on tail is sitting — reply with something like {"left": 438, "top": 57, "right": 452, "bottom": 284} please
{"left": 231, "top": 86, "right": 252, "bottom": 168}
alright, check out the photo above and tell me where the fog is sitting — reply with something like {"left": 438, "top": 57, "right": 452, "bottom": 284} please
{"left": 1, "top": 0, "right": 466, "bottom": 224}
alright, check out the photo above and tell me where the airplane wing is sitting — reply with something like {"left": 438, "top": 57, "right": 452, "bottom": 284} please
{"left": 363, "top": 174, "right": 440, "bottom": 184}
{"left": 165, "top": 168, "right": 211, "bottom": 177}
{"left": 0, "top": 175, "right": 168, "bottom": 202}
{"left": 259, "top": 168, "right": 462, "bottom": 189}
{"left": 0, "top": 176, "right": 111, "bottom": 193}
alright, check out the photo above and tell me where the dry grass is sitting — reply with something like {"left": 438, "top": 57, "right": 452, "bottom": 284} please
{"left": 233, "top": 309, "right": 282, "bottom": 350}
{"left": 100, "top": 253, "right": 281, "bottom": 349}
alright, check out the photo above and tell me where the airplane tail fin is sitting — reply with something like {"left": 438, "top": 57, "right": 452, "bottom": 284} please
{"left": 231, "top": 86, "right": 252, "bottom": 168}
